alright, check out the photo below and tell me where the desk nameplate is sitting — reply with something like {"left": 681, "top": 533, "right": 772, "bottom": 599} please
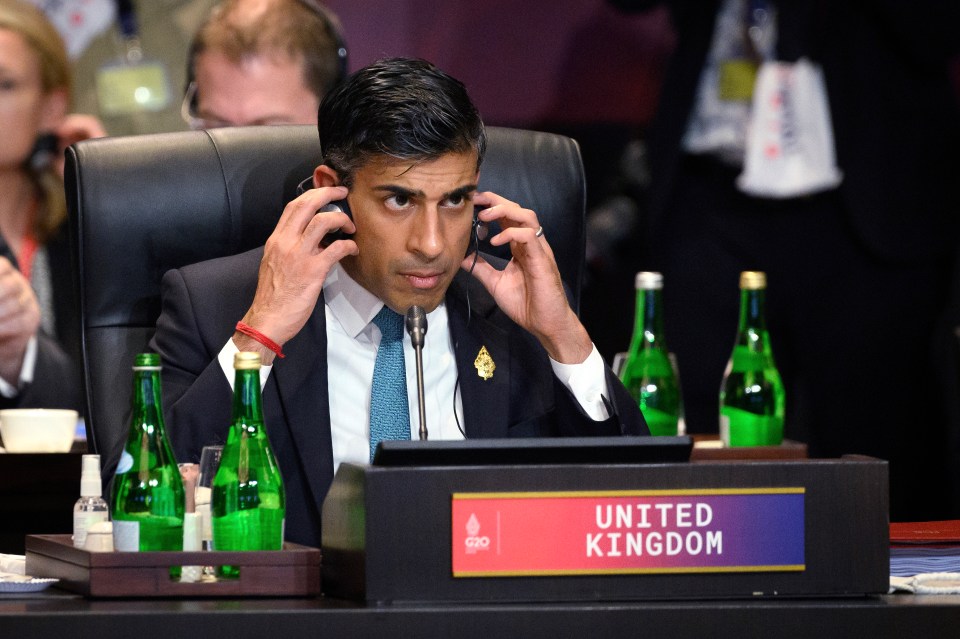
{"left": 452, "top": 488, "right": 805, "bottom": 577}
{"left": 322, "top": 458, "right": 889, "bottom": 603}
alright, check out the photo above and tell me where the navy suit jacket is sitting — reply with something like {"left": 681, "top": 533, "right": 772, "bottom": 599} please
{"left": 150, "top": 247, "right": 647, "bottom": 548}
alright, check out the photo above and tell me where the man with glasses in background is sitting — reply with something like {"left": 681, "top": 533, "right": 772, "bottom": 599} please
{"left": 181, "top": 0, "right": 347, "bottom": 129}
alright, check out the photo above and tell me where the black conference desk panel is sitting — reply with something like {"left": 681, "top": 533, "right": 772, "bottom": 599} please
{"left": 2, "top": 593, "right": 960, "bottom": 638}
{"left": 323, "top": 457, "right": 889, "bottom": 602}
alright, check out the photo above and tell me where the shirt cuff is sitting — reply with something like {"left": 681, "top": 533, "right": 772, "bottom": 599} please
{"left": 549, "top": 344, "right": 611, "bottom": 421}
{"left": 220, "top": 338, "right": 273, "bottom": 391}
{"left": 0, "top": 336, "right": 38, "bottom": 398}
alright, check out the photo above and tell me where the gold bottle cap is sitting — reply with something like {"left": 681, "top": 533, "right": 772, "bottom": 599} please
{"left": 635, "top": 271, "right": 663, "bottom": 290}
{"left": 739, "top": 271, "right": 767, "bottom": 290}
{"left": 234, "top": 351, "right": 262, "bottom": 370}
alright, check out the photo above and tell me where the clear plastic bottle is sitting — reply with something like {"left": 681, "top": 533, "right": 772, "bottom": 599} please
{"left": 73, "top": 454, "right": 109, "bottom": 549}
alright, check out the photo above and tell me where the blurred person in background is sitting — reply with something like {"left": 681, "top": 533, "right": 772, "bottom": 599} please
{"left": 66, "top": 0, "right": 218, "bottom": 136}
{"left": 181, "top": 0, "right": 347, "bottom": 129}
{"left": 0, "top": 0, "right": 105, "bottom": 411}
{"left": 610, "top": 0, "right": 960, "bottom": 520}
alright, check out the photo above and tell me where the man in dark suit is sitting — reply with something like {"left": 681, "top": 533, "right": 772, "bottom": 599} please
{"left": 151, "top": 57, "right": 647, "bottom": 548}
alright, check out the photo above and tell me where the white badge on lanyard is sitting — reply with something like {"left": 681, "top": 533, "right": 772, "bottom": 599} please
{"left": 737, "top": 58, "right": 843, "bottom": 198}
{"left": 94, "top": 0, "right": 171, "bottom": 116}
{"left": 682, "top": 0, "right": 777, "bottom": 163}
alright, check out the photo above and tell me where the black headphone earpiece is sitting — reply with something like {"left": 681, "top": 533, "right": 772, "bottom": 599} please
{"left": 297, "top": 0, "right": 349, "bottom": 87}
{"left": 472, "top": 206, "right": 488, "bottom": 243}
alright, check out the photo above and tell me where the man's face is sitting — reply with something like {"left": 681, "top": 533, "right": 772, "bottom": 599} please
{"left": 339, "top": 151, "right": 479, "bottom": 314}
{"left": 192, "top": 50, "right": 319, "bottom": 127}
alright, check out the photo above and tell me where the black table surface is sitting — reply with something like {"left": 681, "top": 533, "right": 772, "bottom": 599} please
{"left": 2, "top": 590, "right": 960, "bottom": 638}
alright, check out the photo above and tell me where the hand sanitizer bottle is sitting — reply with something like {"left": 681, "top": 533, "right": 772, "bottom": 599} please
{"left": 73, "top": 454, "right": 109, "bottom": 549}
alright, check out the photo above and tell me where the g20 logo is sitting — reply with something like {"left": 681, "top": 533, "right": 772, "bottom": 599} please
{"left": 464, "top": 513, "right": 491, "bottom": 554}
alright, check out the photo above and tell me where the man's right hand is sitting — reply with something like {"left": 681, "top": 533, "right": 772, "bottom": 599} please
{"left": 233, "top": 186, "right": 356, "bottom": 364}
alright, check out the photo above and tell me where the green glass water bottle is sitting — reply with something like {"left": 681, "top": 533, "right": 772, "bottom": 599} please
{"left": 620, "top": 271, "right": 682, "bottom": 436}
{"left": 112, "top": 353, "right": 185, "bottom": 552}
{"left": 719, "top": 271, "right": 785, "bottom": 446}
{"left": 212, "top": 352, "right": 285, "bottom": 576}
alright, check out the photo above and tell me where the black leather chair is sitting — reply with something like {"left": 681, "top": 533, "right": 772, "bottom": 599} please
{"left": 66, "top": 125, "right": 586, "bottom": 477}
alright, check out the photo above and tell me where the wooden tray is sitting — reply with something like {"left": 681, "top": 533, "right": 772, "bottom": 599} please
{"left": 690, "top": 436, "right": 808, "bottom": 461}
{"left": 24, "top": 534, "right": 321, "bottom": 598}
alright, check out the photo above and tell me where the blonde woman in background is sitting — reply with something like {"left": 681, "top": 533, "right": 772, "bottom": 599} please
{"left": 0, "top": 0, "right": 104, "bottom": 411}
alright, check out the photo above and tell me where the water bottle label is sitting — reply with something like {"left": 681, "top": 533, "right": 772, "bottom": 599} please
{"left": 731, "top": 349, "right": 767, "bottom": 372}
{"left": 721, "top": 408, "right": 783, "bottom": 446}
{"left": 73, "top": 511, "right": 108, "bottom": 549}
{"left": 73, "top": 511, "right": 109, "bottom": 549}
{"left": 719, "top": 414, "right": 731, "bottom": 446}
{"left": 115, "top": 450, "right": 133, "bottom": 475}
{"left": 196, "top": 502, "right": 212, "bottom": 542}
{"left": 113, "top": 519, "right": 140, "bottom": 551}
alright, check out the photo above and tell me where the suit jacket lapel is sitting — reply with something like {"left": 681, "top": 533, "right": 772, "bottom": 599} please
{"left": 271, "top": 294, "right": 334, "bottom": 512}
{"left": 267, "top": 272, "right": 509, "bottom": 508}
{"left": 447, "top": 272, "right": 511, "bottom": 439}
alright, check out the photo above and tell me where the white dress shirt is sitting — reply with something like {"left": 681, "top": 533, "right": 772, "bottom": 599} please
{"left": 219, "top": 264, "right": 611, "bottom": 473}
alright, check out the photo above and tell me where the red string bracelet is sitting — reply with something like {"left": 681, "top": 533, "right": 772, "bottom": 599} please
{"left": 235, "top": 321, "right": 285, "bottom": 359}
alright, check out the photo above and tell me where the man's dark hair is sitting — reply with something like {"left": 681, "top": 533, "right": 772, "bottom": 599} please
{"left": 318, "top": 57, "right": 486, "bottom": 185}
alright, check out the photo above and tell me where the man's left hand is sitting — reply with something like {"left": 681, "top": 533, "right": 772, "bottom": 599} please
{"left": 462, "top": 191, "right": 593, "bottom": 364}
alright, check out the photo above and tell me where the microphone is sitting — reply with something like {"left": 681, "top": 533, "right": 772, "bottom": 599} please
{"left": 405, "top": 305, "right": 428, "bottom": 440}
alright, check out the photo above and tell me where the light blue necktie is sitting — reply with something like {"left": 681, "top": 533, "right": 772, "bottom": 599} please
{"left": 369, "top": 306, "right": 410, "bottom": 460}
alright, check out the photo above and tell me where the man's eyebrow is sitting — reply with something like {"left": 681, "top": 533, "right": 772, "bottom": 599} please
{"left": 372, "top": 184, "right": 479, "bottom": 199}
{"left": 448, "top": 184, "right": 479, "bottom": 199}
{"left": 373, "top": 185, "right": 423, "bottom": 198}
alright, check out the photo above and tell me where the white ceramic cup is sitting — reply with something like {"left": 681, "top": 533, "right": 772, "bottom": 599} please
{"left": 0, "top": 409, "right": 79, "bottom": 453}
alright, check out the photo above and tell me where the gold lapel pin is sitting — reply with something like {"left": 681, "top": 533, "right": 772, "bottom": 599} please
{"left": 474, "top": 346, "right": 495, "bottom": 380}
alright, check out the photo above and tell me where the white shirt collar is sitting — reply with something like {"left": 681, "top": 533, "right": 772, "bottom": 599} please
{"left": 322, "top": 263, "right": 448, "bottom": 338}
{"left": 322, "top": 263, "right": 382, "bottom": 338}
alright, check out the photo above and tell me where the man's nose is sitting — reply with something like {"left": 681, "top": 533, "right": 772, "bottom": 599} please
{"left": 408, "top": 208, "right": 444, "bottom": 259}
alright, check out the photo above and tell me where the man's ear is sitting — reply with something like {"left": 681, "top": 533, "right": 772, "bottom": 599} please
{"left": 313, "top": 165, "right": 340, "bottom": 188}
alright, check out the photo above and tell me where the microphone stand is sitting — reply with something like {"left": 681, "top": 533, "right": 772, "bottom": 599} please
{"left": 414, "top": 344, "right": 427, "bottom": 440}
{"left": 405, "top": 306, "right": 428, "bottom": 440}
